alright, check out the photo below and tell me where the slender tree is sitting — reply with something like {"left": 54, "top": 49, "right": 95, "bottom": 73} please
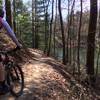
{"left": 13, "top": 0, "right": 16, "bottom": 33}
{"left": 32, "top": 0, "right": 35, "bottom": 48}
{"left": 67, "top": 0, "right": 75, "bottom": 64}
{"left": 53, "top": 0, "right": 57, "bottom": 56}
{"left": 44, "top": 0, "right": 50, "bottom": 53}
{"left": 5, "top": 0, "right": 13, "bottom": 28}
{"left": 86, "top": 0, "right": 97, "bottom": 84}
{"left": 58, "top": 0, "right": 66, "bottom": 64}
{"left": 47, "top": 0, "right": 54, "bottom": 56}
{"left": 66, "top": 0, "right": 70, "bottom": 63}
{"left": 96, "top": 9, "right": 100, "bottom": 77}
{"left": 77, "top": 0, "right": 82, "bottom": 75}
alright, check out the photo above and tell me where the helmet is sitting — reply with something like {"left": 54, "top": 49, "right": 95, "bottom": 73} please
{"left": 0, "top": 8, "right": 4, "bottom": 18}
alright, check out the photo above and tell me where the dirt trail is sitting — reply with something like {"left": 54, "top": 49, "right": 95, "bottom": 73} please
{"left": 0, "top": 49, "right": 99, "bottom": 100}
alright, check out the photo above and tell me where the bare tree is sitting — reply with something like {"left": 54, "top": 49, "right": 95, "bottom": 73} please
{"left": 67, "top": 0, "right": 75, "bottom": 64}
{"left": 95, "top": 6, "right": 100, "bottom": 79}
{"left": 58, "top": 0, "right": 66, "bottom": 64}
{"left": 5, "top": 0, "right": 13, "bottom": 28}
{"left": 44, "top": 0, "right": 50, "bottom": 53}
{"left": 86, "top": 0, "right": 97, "bottom": 84}
{"left": 77, "top": 0, "right": 83, "bottom": 76}
{"left": 53, "top": 0, "right": 57, "bottom": 56}
{"left": 47, "top": 0, "right": 54, "bottom": 56}
{"left": 32, "top": 0, "right": 35, "bottom": 48}
{"left": 13, "top": 0, "right": 16, "bottom": 33}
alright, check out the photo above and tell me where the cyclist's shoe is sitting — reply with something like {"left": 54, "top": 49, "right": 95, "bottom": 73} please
{"left": 0, "top": 84, "right": 9, "bottom": 95}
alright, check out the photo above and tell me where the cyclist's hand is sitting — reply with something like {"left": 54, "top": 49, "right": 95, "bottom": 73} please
{"left": 17, "top": 44, "right": 22, "bottom": 49}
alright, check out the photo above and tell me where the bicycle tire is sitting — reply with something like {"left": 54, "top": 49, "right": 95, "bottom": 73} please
{"left": 7, "top": 63, "right": 24, "bottom": 97}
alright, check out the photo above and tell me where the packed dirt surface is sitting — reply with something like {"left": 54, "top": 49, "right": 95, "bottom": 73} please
{"left": 0, "top": 49, "right": 100, "bottom": 100}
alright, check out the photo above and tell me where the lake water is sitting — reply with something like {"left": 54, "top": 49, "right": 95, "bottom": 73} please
{"left": 53, "top": 47, "right": 100, "bottom": 73}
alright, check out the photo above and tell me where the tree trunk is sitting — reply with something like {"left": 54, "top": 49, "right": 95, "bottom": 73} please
{"left": 5, "top": 0, "right": 13, "bottom": 28}
{"left": 96, "top": 10, "right": 100, "bottom": 77}
{"left": 77, "top": 0, "right": 82, "bottom": 75}
{"left": 44, "top": 0, "right": 49, "bottom": 53}
{"left": 32, "top": 0, "right": 35, "bottom": 48}
{"left": 47, "top": 0, "right": 54, "bottom": 56}
{"left": 66, "top": 0, "right": 70, "bottom": 63}
{"left": 58, "top": 0, "right": 66, "bottom": 64}
{"left": 86, "top": 0, "right": 97, "bottom": 84}
{"left": 53, "top": 0, "right": 57, "bottom": 56}
{"left": 13, "top": 0, "right": 16, "bottom": 33}
{"left": 67, "top": 0, "right": 75, "bottom": 64}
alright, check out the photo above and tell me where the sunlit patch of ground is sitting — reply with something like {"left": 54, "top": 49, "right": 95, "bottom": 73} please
{"left": 0, "top": 59, "right": 70, "bottom": 100}
{"left": 0, "top": 49, "right": 100, "bottom": 100}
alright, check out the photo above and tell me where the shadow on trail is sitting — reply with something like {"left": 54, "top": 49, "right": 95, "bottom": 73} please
{"left": 21, "top": 80, "right": 69, "bottom": 100}
{"left": 0, "top": 49, "right": 99, "bottom": 100}
{"left": 40, "top": 58, "right": 72, "bottom": 81}
{"left": 40, "top": 57, "right": 100, "bottom": 99}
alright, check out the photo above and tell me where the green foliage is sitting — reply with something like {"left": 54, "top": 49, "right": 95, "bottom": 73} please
{"left": 14, "top": 0, "right": 32, "bottom": 47}
{"left": 14, "top": 0, "right": 50, "bottom": 48}
{"left": 0, "top": 0, "right": 2, "bottom": 6}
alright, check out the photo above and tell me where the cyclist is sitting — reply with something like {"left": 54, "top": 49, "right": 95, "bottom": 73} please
{"left": 0, "top": 8, "right": 22, "bottom": 94}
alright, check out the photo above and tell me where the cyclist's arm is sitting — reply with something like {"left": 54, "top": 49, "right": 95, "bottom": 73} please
{"left": 1, "top": 18, "right": 21, "bottom": 47}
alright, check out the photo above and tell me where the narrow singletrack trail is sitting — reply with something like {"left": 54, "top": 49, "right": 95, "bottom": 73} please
{"left": 0, "top": 49, "right": 99, "bottom": 100}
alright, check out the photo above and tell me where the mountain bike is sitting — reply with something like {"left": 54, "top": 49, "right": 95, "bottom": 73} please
{"left": 0, "top": 47, "right": 24, "bottom": 97}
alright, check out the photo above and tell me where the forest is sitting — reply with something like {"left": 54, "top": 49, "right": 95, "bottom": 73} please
{"left": 0, "top": 0, "right": 100, "bottom": 100}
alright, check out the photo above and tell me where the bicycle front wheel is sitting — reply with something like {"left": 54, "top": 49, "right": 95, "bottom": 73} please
{"left": 7, "top": 63, "right": 24, "bottom": 97}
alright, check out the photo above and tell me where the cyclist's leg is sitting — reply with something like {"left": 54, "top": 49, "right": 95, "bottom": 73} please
{"left": 0, "top": 54, "right": 9, "bottom": 94}
{"left": 0, "top": 54, "right": 5, "bottom": 82}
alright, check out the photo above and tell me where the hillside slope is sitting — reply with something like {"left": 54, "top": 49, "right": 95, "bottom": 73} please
{"left": 0, "top": 49, "right": 99, "bottom": 100}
